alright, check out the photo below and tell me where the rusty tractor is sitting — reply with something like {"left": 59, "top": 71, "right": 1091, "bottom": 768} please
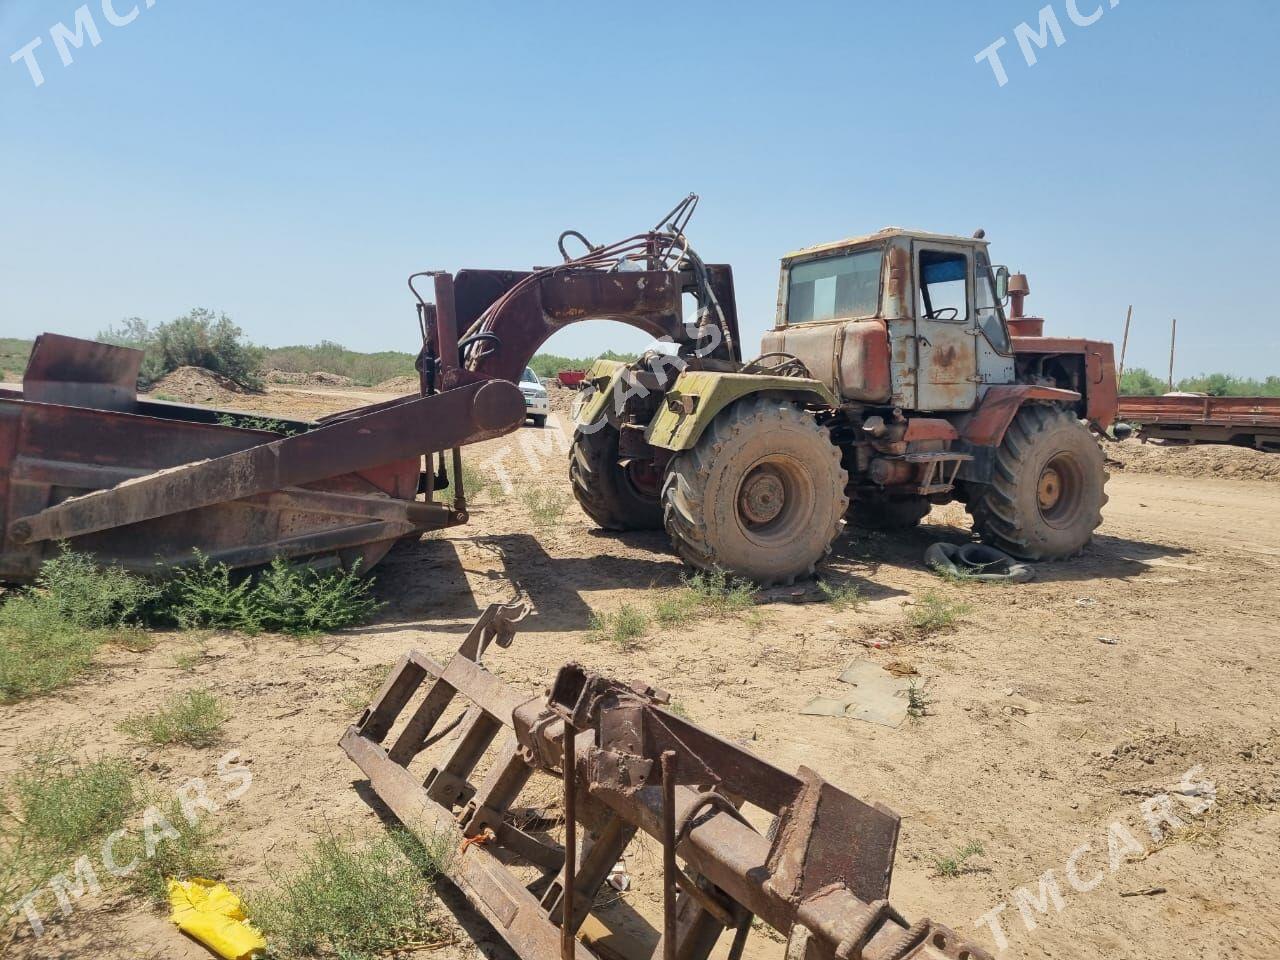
{"left": 343, "top": 602, "right": 993, "bottom": 960}
{"left": 571, "top": 228, "right": 1118, "bottom": 584}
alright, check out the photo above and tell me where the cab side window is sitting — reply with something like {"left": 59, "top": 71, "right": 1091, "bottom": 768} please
{"left": 917, "top": 250, "right": 968, "bottom": 321}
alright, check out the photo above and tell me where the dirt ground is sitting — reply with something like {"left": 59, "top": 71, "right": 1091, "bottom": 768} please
{"left": 3, "top": 383, "right": 1278, "bottom": 960}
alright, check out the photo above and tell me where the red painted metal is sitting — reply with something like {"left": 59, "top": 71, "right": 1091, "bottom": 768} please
{"left": 1, "top": 227, "right": 740, "bottom": 583}
{"left": 959, "top": 385, "right": 1081, "bottom": 447}
{"left": 1119, "top": 394, "right": 1280, "bottom": 450}
{"left": 1012, "top": 336, "right": 1118, "bottom": 430}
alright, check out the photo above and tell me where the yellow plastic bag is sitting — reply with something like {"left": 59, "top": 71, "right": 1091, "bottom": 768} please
{"left": 168, "top": 878, "right": 267, "bottom": 960}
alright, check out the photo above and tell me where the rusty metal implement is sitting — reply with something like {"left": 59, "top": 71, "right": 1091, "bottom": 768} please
{"left": 0, "top": 207, "right": 739, "bottom": 583}
{"left": 341, "top": 604, "right": 992, "bottom": 960}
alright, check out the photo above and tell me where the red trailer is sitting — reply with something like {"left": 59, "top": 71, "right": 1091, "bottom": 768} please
{"left": 556, "top": 369, "right": 587, "bottom": 388}
{"left": 1118, "top": 394, "right": 1280, "bottom": 451}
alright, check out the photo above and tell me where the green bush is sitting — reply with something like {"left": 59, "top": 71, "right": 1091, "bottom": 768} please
{"left": 251, "top": 829, "right": 448, "bottom": 959}
{"left": 12, "top": 746, "right": 138, "bottom": 859}
{"left": 250, "top": 557, "right": 382, "bottom": 634}
{"left": 527, "top": 349, "right": 638, "bottom": 379}
{"left": 100, "top": 309, "right": 264, "bottom": 390}
{"left": 163, "top": 554, "right": 381, "bottom": 635}
{"left": 1118, "top": 368, "right": 1166, "bottom": 396}
{"left": 1120, "top": 367, "right": 1280, "bottom": 398}
{"left": 261, "top": 341, "right": 417, "bottom": 387}
{"left": 0, "top": 595, "right": 106, "bottom": 702}
{"left": 35, "top": 547, "right": 159, "bottom": 628}
{"left": 116, "top": 797, "right": 222, "bottom": 904}
{"left": 163, "top": 553, "right": 259, "bottom": 631}
{"left": 0, "top": 548, "right": 154, "bottom": 702}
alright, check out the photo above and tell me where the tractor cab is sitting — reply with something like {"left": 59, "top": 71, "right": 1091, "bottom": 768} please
{"left": 765, "top": 229, "right": 1017, "bottom": 412}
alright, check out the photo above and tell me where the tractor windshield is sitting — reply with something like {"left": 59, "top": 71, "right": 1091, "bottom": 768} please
{"left": 786, "top": 249, "right": 882, "bottom": 324}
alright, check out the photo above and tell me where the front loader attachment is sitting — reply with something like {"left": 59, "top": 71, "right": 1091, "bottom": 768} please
{"left": 1, "top": 202, "right": 740, "bottom": 583}
{"left": 0, "top": 333, "right": 524, "bottom": 582}
{"left": 341, "top": 604, "right": 992, "bottom": 960}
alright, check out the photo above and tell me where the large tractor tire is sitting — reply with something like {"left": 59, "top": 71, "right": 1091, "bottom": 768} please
{"left": 967, "top": 405, "right": 1108, "bottom": 560}
{"left": 662, "top": 397, "right": 847, "bottom": 586}
{"left": 569, "top": 423, "right": 663, "bottom": 531}
{"left": 848, "top": 493, "right": 931, "bottom": 531}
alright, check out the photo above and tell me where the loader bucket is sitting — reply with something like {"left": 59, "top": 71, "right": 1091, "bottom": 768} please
{"left": 0, "top": 333, "right": 526, "bottom": 583}
{"left": 341, "top": 604, "right": 993, "bottom": 960}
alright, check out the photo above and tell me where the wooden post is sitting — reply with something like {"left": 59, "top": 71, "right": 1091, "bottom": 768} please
{"left": 1167, "top": 318, "right": 1177, "bottom": 392}
{"left": 1118, "top": 305, "right": 1133, "bottom": 384}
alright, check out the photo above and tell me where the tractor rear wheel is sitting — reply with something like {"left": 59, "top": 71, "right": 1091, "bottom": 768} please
{"left": 662, "top": 397, "right": 847, "bottom": 586}
{"left": 967, "top": 405, "right": 1107, "bottom": 560}
{"left": 569, "top": 423, "right": 663, "bottom": 530}
{"left": 848, "top": 493, "right": 931, "bottom": 531}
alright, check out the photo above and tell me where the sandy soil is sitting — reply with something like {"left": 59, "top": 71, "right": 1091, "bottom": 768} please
{"left": 3, "top": 384, "right": 1278, "bottom": 960}
{"left": 1106, "top": 438, "right": 1280, "bottom": 484}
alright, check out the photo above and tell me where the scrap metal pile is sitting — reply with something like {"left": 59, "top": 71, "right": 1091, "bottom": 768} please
{"left": 342, "top": 604, "right": 991, "bottom": 960}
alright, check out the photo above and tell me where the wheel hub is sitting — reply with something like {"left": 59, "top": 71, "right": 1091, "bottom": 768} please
{"left": 739, "top": 468, "right": 785, "bottom": 525}
{"left": 1037, "top": 466, "right": 1062, "bottom": 511}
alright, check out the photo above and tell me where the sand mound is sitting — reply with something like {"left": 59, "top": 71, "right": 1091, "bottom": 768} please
{"left": 264, "top": 369, "right": 354, "bottom": 387}
{"left": 1106, "top": 438, "right": 1280, "bottom": 484}
{"left": 373, "top": 375, "right": 420, "bottom": 393}
{"left": 146, "top": 366, "right": 262, "bottom": 404}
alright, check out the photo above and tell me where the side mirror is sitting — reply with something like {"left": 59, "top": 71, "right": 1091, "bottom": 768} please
{"left": 993, "top": 265, "right": 1010, "bottom": 301}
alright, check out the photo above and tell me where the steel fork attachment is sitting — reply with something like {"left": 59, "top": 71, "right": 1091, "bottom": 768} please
{"left": 341, "top": 604, "right": 992, "bottom": 960}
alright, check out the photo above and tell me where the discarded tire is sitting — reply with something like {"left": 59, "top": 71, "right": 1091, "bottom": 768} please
{"left": 924, "top": 542, "right": 1035, "bottom": 583}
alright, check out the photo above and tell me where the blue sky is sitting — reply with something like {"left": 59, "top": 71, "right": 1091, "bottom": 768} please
{"left": 2, "top": 0, "right": 1277, "bottom": 377}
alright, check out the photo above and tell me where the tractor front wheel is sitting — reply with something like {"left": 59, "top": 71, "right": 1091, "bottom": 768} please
{"left": 662, "top": 397, "right": 847, "bottom": 586}
{"left": 967, "top": 405, "right": 1107, "bottom": 560}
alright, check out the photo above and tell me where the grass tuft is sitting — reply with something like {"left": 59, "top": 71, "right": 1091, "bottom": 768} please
{"left": 119, "top": 688, "right": 230, "bottom": 747}
{"left": 340, "top": 663, "right": 392, "bottom": 712}
{"left": 251, "top": 828, "right": 450, "bottom": 959}
{"left": 13, "top": 747, "right": 137, "bottom": 859}
{"left": 906, "top": 679, "right": 934, "bottom": 720}
{"left": 906, "top": 591, "right": 971, "bottom": 634}
{"left": 932, "top": 840, "right": 985, "bottom": 877}
{"left": 118, "top": 798, "right": 223, "bottom": 904}
{"left": 1, "top": 746, "right": 141, "bottom": 908}
{"left": 0, "top": 596, "right": 107, "bottom": 703}
{"left": 818, "top": 580, "right": 863, "bottom": 610}
{"left": 458, "top": 459, "right": 497, "bottom": 503}
{"left": 520, "top": 488, "right": 568, "bottom": 527}
{"left": 590, "top": 605, "right": 649, "bottom": 648}
{"left": 653, "top": 591, "right": 700, "bottom": 627}
{"left": 685, "top": 570, "right": 756, "bottom": 614}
